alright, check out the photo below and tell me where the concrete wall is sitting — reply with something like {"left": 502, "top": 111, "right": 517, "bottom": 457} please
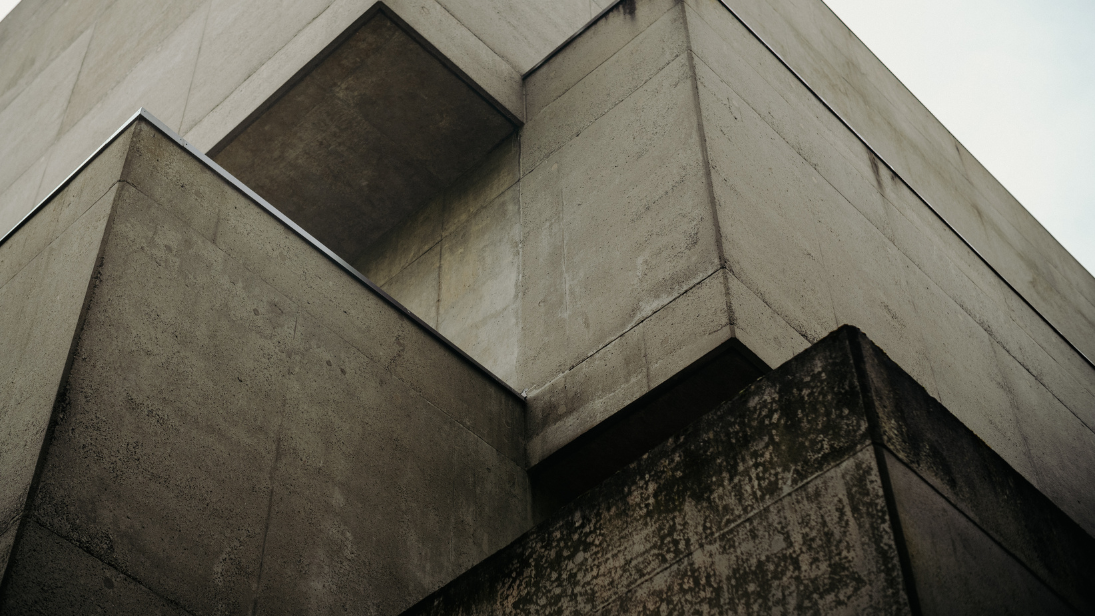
{"left": 0, "top": 0, "right": 604, "bottom": 240}
{"left": 0, "top": 128, "right": 133, "bottom": 581}
{"left": 0, "top": 119, "right": 530, "bottom": 614}
{"left": 719, "top": 0, "right": 1095, "bottom": 362}
{"left": 356, "top": 0, "right": 1095, "bottom": 537}
{"left": 404, "top": 328, "right": 1094, "bottom": 615}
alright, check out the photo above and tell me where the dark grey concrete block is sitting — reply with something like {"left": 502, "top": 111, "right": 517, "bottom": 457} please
{"left": 213, "top": 10, "right": 516, "bottom": 265}
{"left": 884, "top": 452, "right": 1076, "bottom": 615}
{"left": 403, "top": 326, "right": 1094, "bottom": 616}
{"left": 0, "top": 521, "right": 190, "bottom": 615}
{"left": 1, "top": 117, "right": 529, "bottom": 614}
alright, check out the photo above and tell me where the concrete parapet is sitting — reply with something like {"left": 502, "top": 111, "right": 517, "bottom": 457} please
{"left": 404, "top": 326, "right": 1095, "bottom": 615}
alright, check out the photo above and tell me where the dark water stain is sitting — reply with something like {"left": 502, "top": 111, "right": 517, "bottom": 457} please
{"left": 868, "top": 150, "right": 883, "bottom": 194}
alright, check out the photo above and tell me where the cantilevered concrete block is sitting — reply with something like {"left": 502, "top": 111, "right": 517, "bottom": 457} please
{"left": 405, "top": 327, "right": 1095, "bottom": 616}
{"left": 212, "top": 8, "right": 518, "bottom": 267}
{"left": 0, "top": 115, "right": 529, "bottom": 615}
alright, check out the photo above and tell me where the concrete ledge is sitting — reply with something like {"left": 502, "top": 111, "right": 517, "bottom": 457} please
{"left": 0, "top": 114, "right": 530, "bottom": 613}
{"left": 403, "top": 326, "right": 1094, "bottom": 615}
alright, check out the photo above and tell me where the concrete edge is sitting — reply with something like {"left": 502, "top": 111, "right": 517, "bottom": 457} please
{"left": 203, "top": 1, "right": 523, "bottom": 160}
{"left": 0, "top": 109, "right": 526, "bottom": 402}
{"left": 703, "top": 0, "right": 1093, "bottom": 372}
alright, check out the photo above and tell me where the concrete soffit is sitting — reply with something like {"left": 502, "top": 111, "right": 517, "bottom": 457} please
{"left": 208, "top": 4, "right": 520, "bottom": 266}
{"left": 0, "top": 107, "right": 523, "bottom": 400}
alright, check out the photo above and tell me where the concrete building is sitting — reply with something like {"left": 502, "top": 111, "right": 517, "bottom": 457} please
{"left": 0, "top": 0, "right": 1092, "bottom": 613}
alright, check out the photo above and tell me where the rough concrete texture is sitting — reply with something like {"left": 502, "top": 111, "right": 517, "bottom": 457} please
{"left": 213, "top": 10, "right": 516, "bottom": 265}
{"left": 0, "top": 119, "right": 529, "bottom": 614}
{"left": 713, "top": 0, "right": 1095, "bottom": 362}
{"left": 1, "top": 521, "right": 189, "bottom": 615}
{"left": 405, "top": 327, "right": 1094, "bottom": 616}
{"left": 0, "top": 125, "right": 134, "bottom": 581}
{"left": 685, "top": 0, "right": 1095, "bottom": 534}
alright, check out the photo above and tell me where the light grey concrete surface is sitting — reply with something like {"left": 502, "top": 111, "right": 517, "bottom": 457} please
{"left": 348, "top": 2, "right": 1093, "bottom": 525}
{"left": 716, "top": 0, "right": 1095, "bottom": 362}
{"left": 0, "top": 126, "right": 134, "bottom": 584}
{"left": 1, "top": 119, "right": 529, "bottom": 613}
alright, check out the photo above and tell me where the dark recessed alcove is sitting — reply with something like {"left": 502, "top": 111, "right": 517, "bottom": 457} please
{"left": 212, "top": 6, "right": 517, "bottom": 266}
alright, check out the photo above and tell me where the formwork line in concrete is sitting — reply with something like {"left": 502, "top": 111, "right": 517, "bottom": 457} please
{"left": 0, "top": 108, "right": 525, "bottom": 401}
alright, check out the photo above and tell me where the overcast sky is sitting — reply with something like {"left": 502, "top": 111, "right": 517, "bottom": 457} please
{"left": 1, "top": 0, "right": 1091, "bottom": 276}
{"left": 823, "top": 0, "right": 1095, "bottom": 278}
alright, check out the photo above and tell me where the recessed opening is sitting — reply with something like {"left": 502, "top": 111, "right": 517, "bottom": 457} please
{"left": 528, "top": 339, "right": 770, "bottom": 522}
{"left": 212, "top": 7, "right": 517, "bottom": 268}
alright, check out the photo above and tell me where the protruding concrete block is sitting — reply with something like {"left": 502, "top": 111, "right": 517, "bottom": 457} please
{"left": 0, "top": 28, "right": 89, "bottom": 195}
{"left": 0, "top": 117, "right": 529, "bottom": 613}
{"left": 405, "top": 327, "right": 1095, "bottom": 616}
{"left": 521, "top": 4, "right": 690, "bottom": 174}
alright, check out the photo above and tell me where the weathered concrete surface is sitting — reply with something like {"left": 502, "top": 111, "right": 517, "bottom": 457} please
{"left": 0, "top": 126, "right": 134, "bottom": 581}
{"left": 348, "top": 3, "right": 1095, "bottom": 534}
{"left": 685, "top": 0, "right": 1095, "bottom": 533}
{"left": 0, "top": 119, "right": 529, "bottom": 614}
{"left": 403, "top": 327, "right": 1094, "bottom": 616}
{"left": 713, "top": 0, "right": 1095, "bottom": 361}
{"left": 213, "top": 10, "right": 516, "bottom": 265}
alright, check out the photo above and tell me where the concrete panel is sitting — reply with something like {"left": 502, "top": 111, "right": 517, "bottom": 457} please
{"left": 213, "top": 11, "right": 514, "bottom": 264}
{"left": 524, "top": 0, "right": 679, "bottom": 118}
{"left": 699, "top": 64, "right": 836, "bottom": 343}
{"left": 439, "top": 184, "right": 521, "bottom": 384}
{"left": 995, "top": 343, "right": 1095, "bottom": 533}
{"left": 521, "top": 4, "right": 689, "bottom": 174}
{"left": 813, "top": 192, "right": 936, "bottom": 397}
{"left": 252, "top": 313, "right": 529, "bottom": 615}
{"left": 686, "top": 1, "right": 894, "bottom": 242}
{"left": 385, "top": 243, "right": 441, "bottom": 328}
{"left": 721, "top": 0, "right": 1095, "bottom": 362}
{"left": 0, "top": 187, "right": 116, "bottom": 567}
{"left": 436, "top": 0, "right": 589, "bottom": 72}
{"left": 184, "top": 0, "right": 525, "bottom": 151}
{"left": 0, "top": 0, "right": 107, "bottom": 113}
{"left": 207, "top": 136, "right": 524, "bottom": 465}
{"left": 558, "top": 54, "right": 716, "bottom": 368}
{"left": 0, "top": 155, "right": 46, "bottom": 239}
{"left": 0, "top": 127, "right": 133, "bottom": 290}
{"left": 180, "top": 0, "right": 335, "bottom": 135}
{"left": 0, "top": 28, "right": 89, "bottom": 194}
{"left": 39, "top": 5, "right": 206, "bottom": 199}
{"left": 725, "top": 270, "right": 810, "bottom": 369}
{"left": 442, "top": 133, "right": 519, "bottom": 236}
{"left": 29, "top": 184, "right": 296, "bottom": 615}
{"left": 516, "top": 157, "right": 569, "bottom": 391}
{"left": 408, "top": 330, "right": 891, "bottom": 615}
{"left": 355, "top": 194, "right": 443, "bottom": 287}
{"left": 0, "top": 521, "right": 189, "bottom": 616}
{"left": 556, "top": 322, "right": 649, "bottom": 460}
{"left": 904, "top": 266, "right": 1040, "bottom": 483}
{"left": 601, "top": 450, "right": 907, "bottom": 615}
{"left": 885, "top": 454, "right": 1077, "bottom": 615}
{"left": 642, "top": 269, "right": 731, "bottom": 387}
{"left": 60, "top": 0, "right": 209, "bottom": 133}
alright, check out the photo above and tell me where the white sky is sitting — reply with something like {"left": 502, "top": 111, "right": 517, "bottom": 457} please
{"left": 1, "top": 0, "right": 1091, "bottom": 276}
{"left": 0, "top": 0, "right": 16, "bottom": 24}
{"left": 823, "top": 0, "right": 1095, "bottom": 276}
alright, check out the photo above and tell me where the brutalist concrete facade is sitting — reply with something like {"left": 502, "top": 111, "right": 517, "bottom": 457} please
{"left": 405, "top": 327, "right": 1095, "bottom": 615}
{"left": 1, "top": 0, "right": 1093, "bottom": 613}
